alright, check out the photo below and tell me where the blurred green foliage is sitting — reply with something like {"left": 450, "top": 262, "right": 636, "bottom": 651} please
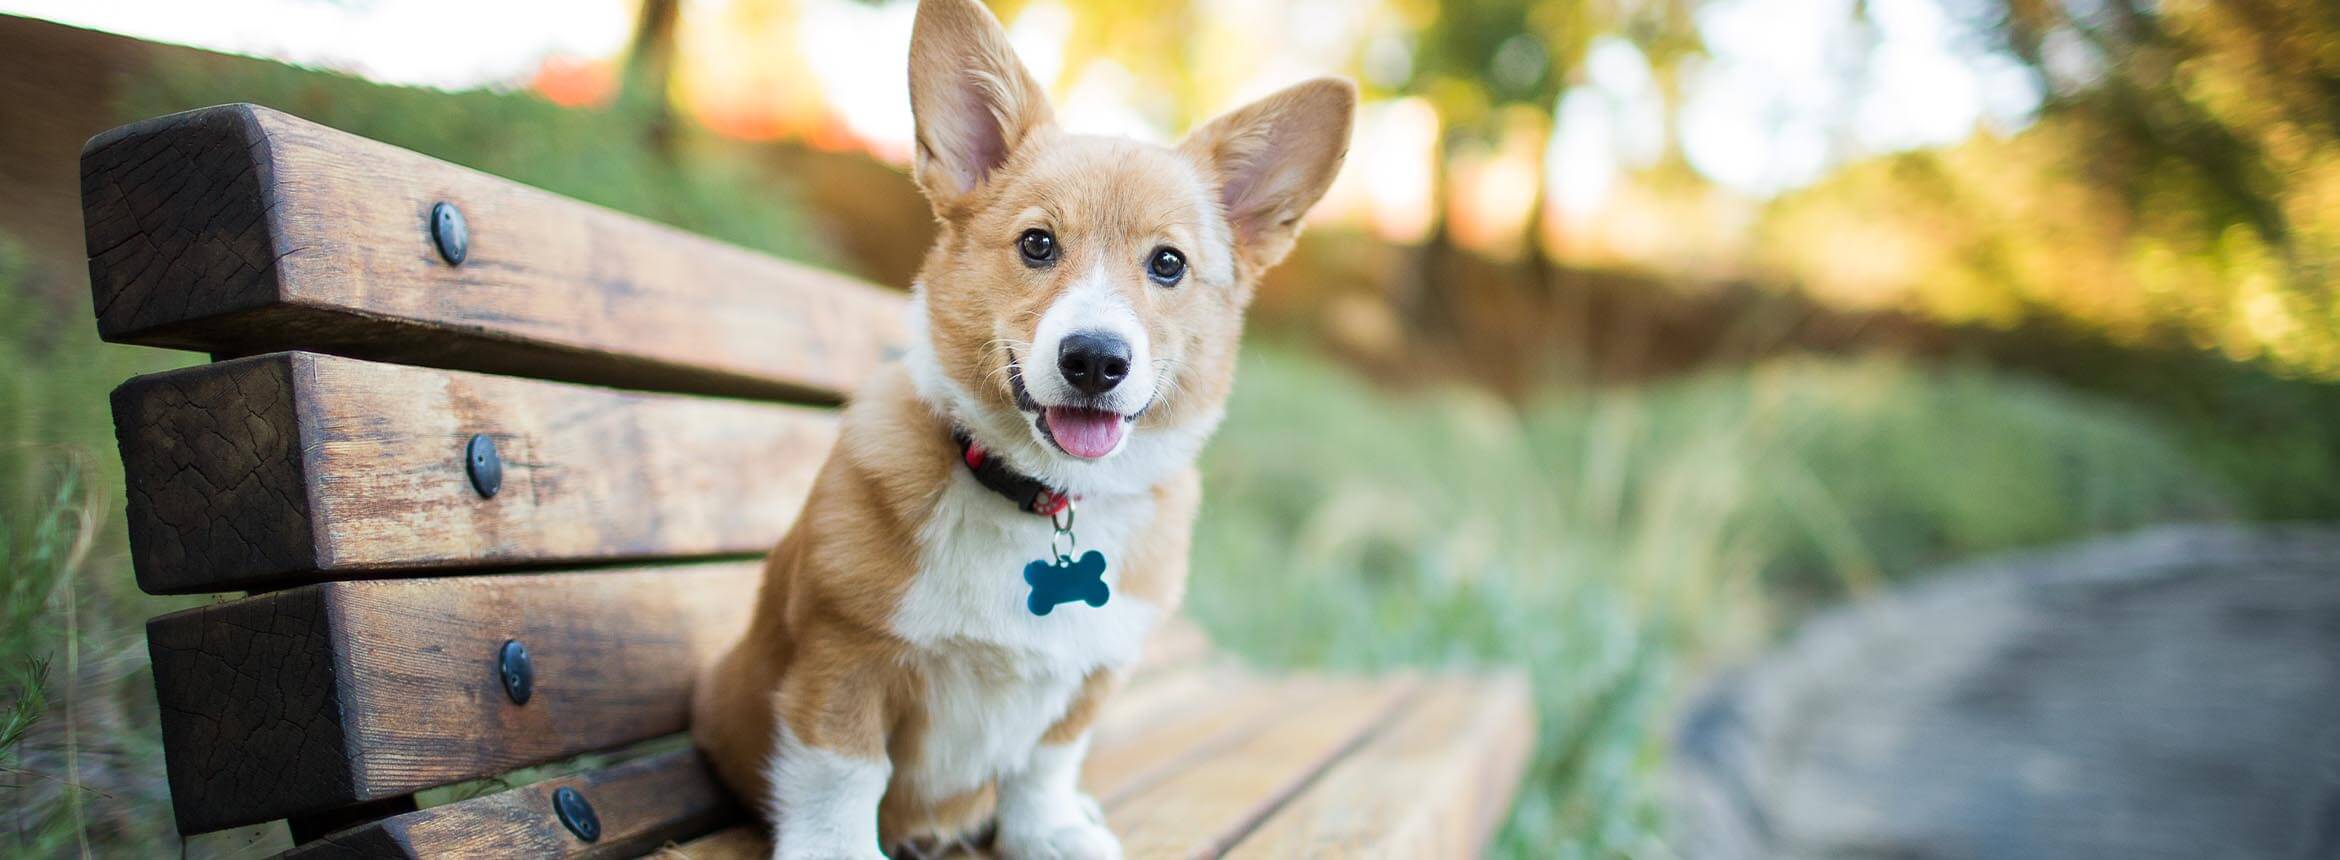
{"left": 1971, "top": 323, "right": 2340, "bottom": 520}
{"left": 1190, "top": 345, "right": 2237, "bottom": 856}
{"left": 0, "top": 236, "right": 189, "bottom": 856}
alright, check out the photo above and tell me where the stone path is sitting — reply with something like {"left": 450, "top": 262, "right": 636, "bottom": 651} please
{"left": 1670, "top": 525, "right": 2340, "bottom": 859}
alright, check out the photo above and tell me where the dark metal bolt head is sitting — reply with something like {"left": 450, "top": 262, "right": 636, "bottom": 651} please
{"left": 498, "top": 639, "right": 533, "bottom": 705}
{"left": 552, "top": 786, "right": 601, "bottom": 842}
{"left": 465, "top": 434, "right": 502, "bottom": 498}
{"left": 431, "top": 201, "right": 468, "bottom": 265}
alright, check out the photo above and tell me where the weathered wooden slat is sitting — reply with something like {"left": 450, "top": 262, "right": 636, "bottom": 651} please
{"left": 81, "top": 103, "right": 905, "bottom": 401}
{"left": 147, "top": 562, "right": 759, "bottom": 835}
{"left": 1086, "top": 664, "right": 1249, "bottom": 748}
{"left": 1086, "top": 671, "right": 1314, "bottom": 807}
{"left": 281, "top": 749, "right": 738, "bottom": 859}
{"left": 1107, "top": 676, "right": 1421, "bottom": 858}
{"left": 112, "top": 351, "right": 833, "bottom": 594}
{"left": 1226, "top": 673, "right": 1536, "bottom": 858}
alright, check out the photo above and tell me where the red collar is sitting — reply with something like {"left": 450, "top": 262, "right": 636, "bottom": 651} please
{"left": 953, "top": 430, "right": 1073, "bottom": 516}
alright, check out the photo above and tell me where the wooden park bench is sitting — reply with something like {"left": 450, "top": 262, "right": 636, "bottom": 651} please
{"left": 81, "top": 103, "right": 1535, "bottom": 858}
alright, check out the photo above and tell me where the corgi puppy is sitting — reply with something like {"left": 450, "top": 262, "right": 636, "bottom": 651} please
{"left": 690, "top": 0, "right": 1352, "bottom": 856}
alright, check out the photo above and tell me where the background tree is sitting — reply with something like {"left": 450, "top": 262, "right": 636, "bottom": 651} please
{"left": 1766, "top": 0, "right": 2340, "bottom": 374}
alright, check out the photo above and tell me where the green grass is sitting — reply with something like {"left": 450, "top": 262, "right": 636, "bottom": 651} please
{"left": 1188, "top": 346, "right": 2236, "bottom": 857}
{"left": 2, "top": 461, "right": 108, "bottom": 858}
{"left": 0, "top": 237, "right": 193, "bottom": 856}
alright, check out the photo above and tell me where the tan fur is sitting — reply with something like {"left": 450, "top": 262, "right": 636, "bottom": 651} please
{"left": 691, "top": 0, "right": 1351, "bottom": 853}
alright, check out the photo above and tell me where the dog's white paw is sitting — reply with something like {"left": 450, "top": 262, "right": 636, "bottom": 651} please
{"left": 995, "top": 793, "right": 1122, "bottom": 860}
{"left": 772, "top": 835, "right": 886, "bottom": 860}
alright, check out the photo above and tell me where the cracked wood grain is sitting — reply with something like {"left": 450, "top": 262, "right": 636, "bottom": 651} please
{"left": 110, "top": 352, "right": 317, "bottom": 593}
{"left": 147, "top": 562, "right": 760, "bottom": 835}
{"left": 111, "top": 351, "right": 836, "bottom": 594}
{"left": 80, "top": 103, "right": 906, "bottom": 402}
{"left": 81, "top": 105, "right": 282, "bottom": 334}
{"left": 146, "top": 584, "right": 353, "bottom": 838}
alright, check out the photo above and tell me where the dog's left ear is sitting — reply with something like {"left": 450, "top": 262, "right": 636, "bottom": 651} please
{"left": 1180, "top": 78, "right": 1356, "bottom": 275}
{"left": 908, "top": 0, "right": 1054, "bottom": 218}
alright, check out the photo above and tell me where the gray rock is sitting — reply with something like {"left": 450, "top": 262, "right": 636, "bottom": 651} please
{"left": 1670, "top": 525, "right": 2340, "bottom": 860}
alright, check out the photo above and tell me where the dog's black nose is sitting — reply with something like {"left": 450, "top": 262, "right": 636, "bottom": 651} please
{"left": 1057, "top": 331, "right": 1131, "bottom": 396}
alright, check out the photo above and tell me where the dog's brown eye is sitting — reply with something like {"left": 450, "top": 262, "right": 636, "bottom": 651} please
{"left": 1147, "top": 247, "right": 1186, "bottom": 286}
{"left": 1018, "top": 229, "right": 1057, "bottom": 266}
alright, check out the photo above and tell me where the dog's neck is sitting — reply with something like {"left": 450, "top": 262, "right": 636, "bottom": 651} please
{"left": 902, "top": 292, "right": 1221, "bottom": 502}
{"left": 951, "top": 428, "right": 1072, "bottom": 516}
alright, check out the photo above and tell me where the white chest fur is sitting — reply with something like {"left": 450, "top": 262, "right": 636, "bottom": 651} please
{"left": 888, "top": 469, "right": 1160, "bottom": 797}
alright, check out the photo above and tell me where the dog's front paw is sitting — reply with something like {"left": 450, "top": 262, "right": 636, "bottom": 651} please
{"left": 773, "top": 836, "right": 886, "bottom": 860}
{"left": 995, "top": 793, "right": 1122, "bottom": 860}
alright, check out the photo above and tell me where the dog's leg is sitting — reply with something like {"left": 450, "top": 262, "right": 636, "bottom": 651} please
{"left": 764, "top": 647, "right": 893, "bottom": 860}
{"left": 996, "top": 671, "right": 1122, "bottom": 860}
{"left": 767, "top": 726, "right": 890, "bottom": 859}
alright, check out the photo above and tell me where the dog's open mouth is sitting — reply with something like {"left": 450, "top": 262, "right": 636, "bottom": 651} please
{"left": 1039, "top": 407, "right": 1127, "bottom": 459}
{"left": 1007, "top": 354, "right": 1133, "bottom": 459}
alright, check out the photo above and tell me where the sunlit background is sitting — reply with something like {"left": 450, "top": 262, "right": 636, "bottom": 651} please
{"left": 19, "top": 0, "right": 2333, "bottom": 373}
{"left": 2, "top": 0, "right": 2337, "bottom": 856}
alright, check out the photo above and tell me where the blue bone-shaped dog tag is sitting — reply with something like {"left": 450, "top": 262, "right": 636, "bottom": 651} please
{"left": 1024, "top": 550, "right": 1110, "bottom": 616}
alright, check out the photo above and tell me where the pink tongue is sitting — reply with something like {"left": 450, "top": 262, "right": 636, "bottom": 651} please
{"left": 1044, "top": 407, "right": 1126, "bottom": 459}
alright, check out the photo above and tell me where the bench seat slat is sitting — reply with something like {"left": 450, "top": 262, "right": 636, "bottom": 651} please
{"left": 113, "top": 351, "right": 834, "bottom": 594}
{"left": 1084, "top": 670, "right": 1314, "bottom": 807}
{"left": 1106, "top": 676, "right": 1421, "bottom": 858}
{"left": 1226, "top": 673, "right": 1537, "bottom": 858}
{"left": 81, "top": 103, "right": 906, "bottom": 402}
{"left": 149, "top": 563, "right": 760, "bottom": 835}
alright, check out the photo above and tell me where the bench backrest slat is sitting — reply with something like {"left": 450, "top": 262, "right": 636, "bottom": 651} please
{"left": 83, "top": 104, "right": 906, "bottom": 402}
{"left": 114, "top": 351, "right": 835, "bottom": 594}
{"left": 145, "top": 562, "right": 759, "bottom": 835}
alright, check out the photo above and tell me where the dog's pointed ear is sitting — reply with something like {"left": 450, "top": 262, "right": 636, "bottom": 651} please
{"left": 909, "top": 0, "right": 1053, "bottom": 217}
{"left": 1180, "top": 77, "right": 1356, "bottom": 273}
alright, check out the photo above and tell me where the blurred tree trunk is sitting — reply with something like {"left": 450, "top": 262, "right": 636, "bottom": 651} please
{"left": 1402, "top": 144, "right": 1458, "bottom": 355}
{"left": 623, "top": 0, "right": 680, "bottom": 159}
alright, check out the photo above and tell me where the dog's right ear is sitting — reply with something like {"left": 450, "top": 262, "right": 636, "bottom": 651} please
{"left": 1180, "top": 78, "right": 1355, "bottom": 278}
{"left": 908, "top": 0, "right": 1053, "bottom": 218}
